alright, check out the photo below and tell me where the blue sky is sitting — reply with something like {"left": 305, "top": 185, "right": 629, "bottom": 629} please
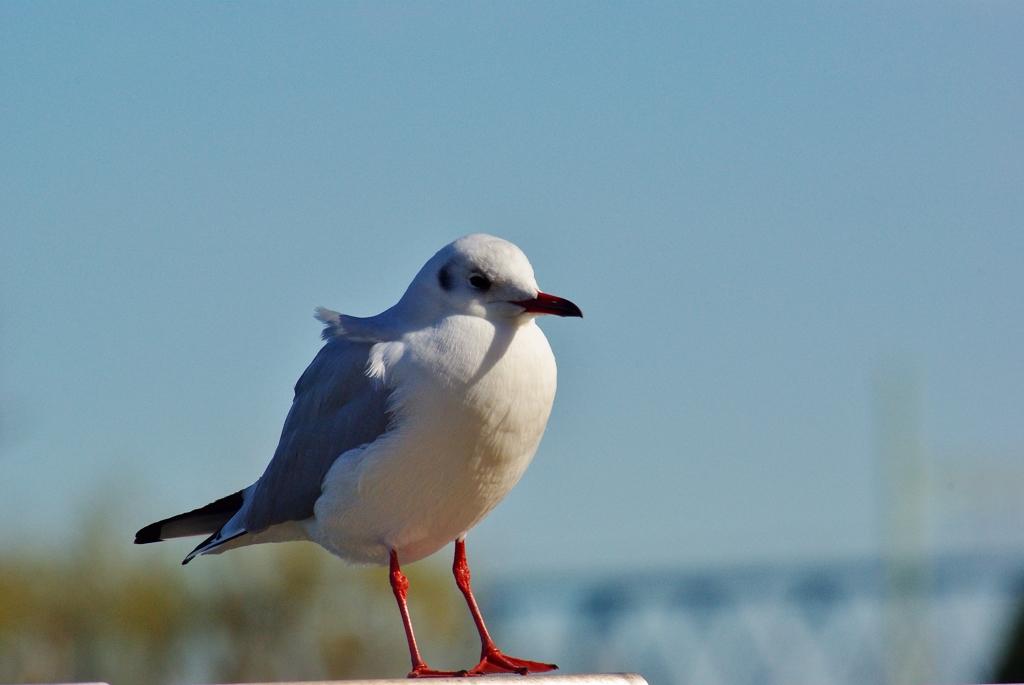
{"left": 1, "top": 2, "right": 1021, "bottom": 574}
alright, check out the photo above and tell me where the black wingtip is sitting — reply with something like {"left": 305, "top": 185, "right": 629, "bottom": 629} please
{"left": 134, "top": 522, "right": 164, "bottom": 544}
{"left": 133, "top": 490, "right": 246, "bottom": 547}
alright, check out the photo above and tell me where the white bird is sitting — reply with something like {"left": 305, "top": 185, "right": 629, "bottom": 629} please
{"left": 136, "top": 234, "right": 582, "bottom": 677}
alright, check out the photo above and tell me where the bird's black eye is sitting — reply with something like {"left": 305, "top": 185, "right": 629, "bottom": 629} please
{"left": 468, "top": 273, "right": 491, "bottom": 291}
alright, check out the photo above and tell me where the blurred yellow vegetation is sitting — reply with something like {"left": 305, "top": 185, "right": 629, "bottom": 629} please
{"left": 0, "top": 518, "right": 476, "bottom": 685}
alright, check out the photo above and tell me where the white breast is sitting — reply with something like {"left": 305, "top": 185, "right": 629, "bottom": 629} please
{"left": 309, "top": 315, "right": 557, "bottom": 565}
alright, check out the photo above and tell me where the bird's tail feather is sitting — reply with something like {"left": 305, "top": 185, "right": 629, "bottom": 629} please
{"left": 182, "top": 527, "right": 247, "bottom": 565}
{"left": 134, "top": 490, "right": 245, "bottom": 544}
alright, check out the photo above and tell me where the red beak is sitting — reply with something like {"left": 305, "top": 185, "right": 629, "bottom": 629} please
{"left": 511, "top": 292, "right": 583, "bottom": 318}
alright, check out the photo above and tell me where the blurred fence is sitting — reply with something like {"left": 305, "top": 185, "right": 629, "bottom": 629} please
{"left": 482, "top": 553, "right": 1024, "bottom": 685}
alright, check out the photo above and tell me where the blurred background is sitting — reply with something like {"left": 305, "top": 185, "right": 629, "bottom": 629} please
{"left": 1, "top": 2, "right": 1021, "bottom": 684}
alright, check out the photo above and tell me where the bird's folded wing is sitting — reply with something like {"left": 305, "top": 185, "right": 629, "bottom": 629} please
{"left": 241, "top": 337, "right": 392, "bottom": 532}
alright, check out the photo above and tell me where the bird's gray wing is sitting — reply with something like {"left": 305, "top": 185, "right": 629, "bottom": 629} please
{"left": 241, "top": 336, "right": 392, "bottom": 532}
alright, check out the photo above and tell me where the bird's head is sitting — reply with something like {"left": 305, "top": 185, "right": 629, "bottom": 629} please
{"left": 401, "top": 234, "right": 582, "bottom": 324}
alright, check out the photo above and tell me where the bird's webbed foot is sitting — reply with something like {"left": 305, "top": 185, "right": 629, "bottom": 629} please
{"left": 408, "top": 665, "right": 470, "bottom": 678}
{"left": 469, "top": 648, "right": 558, "bottom": 676}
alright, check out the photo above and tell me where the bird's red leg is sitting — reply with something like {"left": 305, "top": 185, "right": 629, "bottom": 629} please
{"left": 390, "top": 550, "right": 467, "bottom": 678}
{"left": 453, "top": 538, "right": 558, "bottom": 676}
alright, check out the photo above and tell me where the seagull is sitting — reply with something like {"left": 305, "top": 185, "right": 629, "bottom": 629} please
{"left": 135, "top": 234, "right": 582, "bottom": 677}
